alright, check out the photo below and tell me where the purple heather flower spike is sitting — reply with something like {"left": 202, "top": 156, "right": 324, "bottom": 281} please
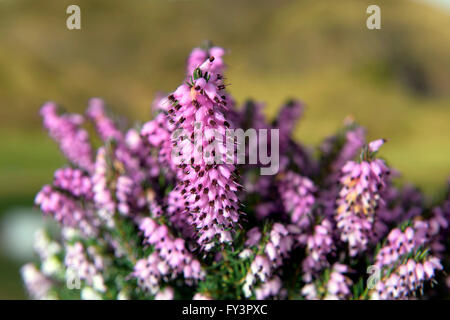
{"left": 134, "top": 217, "right": 205, "bottom": 295}
{"left": 275, "top": 100, "right": 304, "bottom": 145}
{"left": 166, "top": 54, "right": 241, "bottom": 250}
{"left": 335, "top": 140, "right": 390, "bottom": 256}
{"left": 141, "top": 113, "right": 177, "bottom": 175}
{"left": 374, "top": 224, "right": 429, "bottom": 270}
{"left": 370, "top": 256, "right": 442, "bottom": 300}
{"left": 166, "top": 187, "right": 195, "bottom": 238}
{"left": 92, "top": 147, "right": 116, "bottom": 222}
{"left": 53, "top": 167, "right": 93, "bottom": 199}
{"left": 302, "top": 218, "right": 335, "bottom": 282}
{"left": 40, "top": 102, "right": 94, "bottom": 173}
{"left": 324, "top": 263, "right": 353, "bottom": 300}
{"left": 35, "top": 185, "right": 97, "bottom": 237}
{"left": 65, "top": 242, "right": 106, "bottom": 293}
{"left": 278, "top": 171, "right": 316, "bottom": 229}
{"left": 317, "top": 125, "right": 366, "bottom": 219}
{"left": 369, "top": 221, "right": 443, "bottom": 299}
{"left": 301, "top": 263, "right": 353, "bottom": 300}
{"left": 242, "top": 223, "right": 294, "bottom": 298}
{"left": 86, "top": 98, "right": 123, "bottom": 143}
{"left": 254, "top": 276, "right": 285, "bottom": 300}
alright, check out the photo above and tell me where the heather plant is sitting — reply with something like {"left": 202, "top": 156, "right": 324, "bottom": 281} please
{"left": 22, "top": 45, "right": 450, "bottom": 300}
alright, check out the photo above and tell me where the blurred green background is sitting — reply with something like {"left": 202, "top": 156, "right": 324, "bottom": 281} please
{"left": 0, "top": 0, "right": 449, "bottom": 298}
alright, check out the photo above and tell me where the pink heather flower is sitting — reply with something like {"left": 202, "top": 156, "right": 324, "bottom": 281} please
{"left": 368, "top": 139, "right": 386, "bottom": 153}
{"left": 166, "top": 187, "right": 195, "bottom": 238}
{"left": 166, "top": 55, "right": 241, "bottom": 249}
{"left": 141, "top": 113, "right": 176, "bottom": 174}
{"left": 324, "top": 263, "right": 352, "bottom": 300}
{"left": 238, "top": 100, "right": 270, "bottom": 132}
{"left": 245, "top": 227, "right": 262, "bottom": 247}
{"left": 90, "top": 114, "right": 145, "bottom": 184}
{"left": 302, "top": 219, "right": 335, "bottom": 282}
{"left": 335, "top": 140, "right": 390, "bottom": 256}
{"left": 125, "top": 128, "right": 161, "bottom": 178}
{"left": 155, "top": 287, "right": 175, "bottom": 300}
{"left": 86, "top": 98, "right": 123, "bottom": 143}
{"left": 35, "top": 185, "right": 97, "bottom": 237}
{"left": 243, "top": 223, "right": 294, "bottom": 298}
{"left": 301, "top": 263, "right": 352, "bottom": 300}
{"left": 273, "top": 100, "right": 315, "bottom": 174}
{"left": 250, "top": 255, "right": 272, "bottom": 281}
{"left": 92, "top": 147, "right": 116, "bottom": 222}
{"left": 371, "top": 257, "right": 442, "bottom": 300}
{"left": 30, "top": 45, "right": 449, "bottom": 301}
{"left": 266, "top": 223, "right": 293, "bottom": 266}
{"left": 134, "top": 253, "right": 168, "bottom": 294}
{"left": 53, "top": 167, "right": 93, "bottom": 199}
{"left": 301, "top": 283, "right": 318, "bottom": 300}
{"left": 320, "top": 125, "right": 366, "bottom": 178}
{"left": 278, "top": 172, "right": 316, "bottom": 229}
{"left": 21, "top": 264, "right": 54, "bottom": 300}
{"left": 92, "top": 141, "right": 149, "bottom": 220}
{"left": 65, "top": 242, "right": 106, "bottom": 293}
{"left": 186, "top": 46, "right": 226, "bottom": 77}
{"left": 137, "top": 217, "right": 205, "bottom": 289}
{"left": 116, "top": 175, "right": 133, "bottom": 215}
{"left": 273, "top": 100, "right": 304, "bottom": 144}
{"left": 254, "top": 276, "right": 285, "bottom": 300}
{"left": 374, "top": 224, "right": 429, "bottom": 270}
{"left": 40, "top": 102, "right": 94, "bottom": 173}
{"left": 370, "top": 221, "right": 443, "bottom": 299}
{"left": 317, "top": 125, "right": 366, "bottom": 219}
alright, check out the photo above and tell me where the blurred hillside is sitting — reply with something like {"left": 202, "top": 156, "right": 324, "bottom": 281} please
{"left": 0, "top": 0, "right": 449, "bottom": 298}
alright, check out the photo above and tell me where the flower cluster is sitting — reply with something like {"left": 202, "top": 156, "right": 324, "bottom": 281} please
{"left": 369, "top": 225, "right": 443, "bottom": 299}
{"left": 242, "top": 223, "right": 294, "bottom": 299}
{"left": 134, "top": 217, "right": 205, "bottom": 295}
{"left": 22, "top": 45, "right": 449, "bottom": 300}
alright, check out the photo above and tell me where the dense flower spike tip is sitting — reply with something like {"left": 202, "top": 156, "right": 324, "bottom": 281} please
{"left": 335, "top": 139, "right": 390, "bottom": 256}
{"left": 187, "top": 46, "right": 226, "bottom": 77}
{"left": 166, "top": 54, "right": 241, "bottom": 250}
